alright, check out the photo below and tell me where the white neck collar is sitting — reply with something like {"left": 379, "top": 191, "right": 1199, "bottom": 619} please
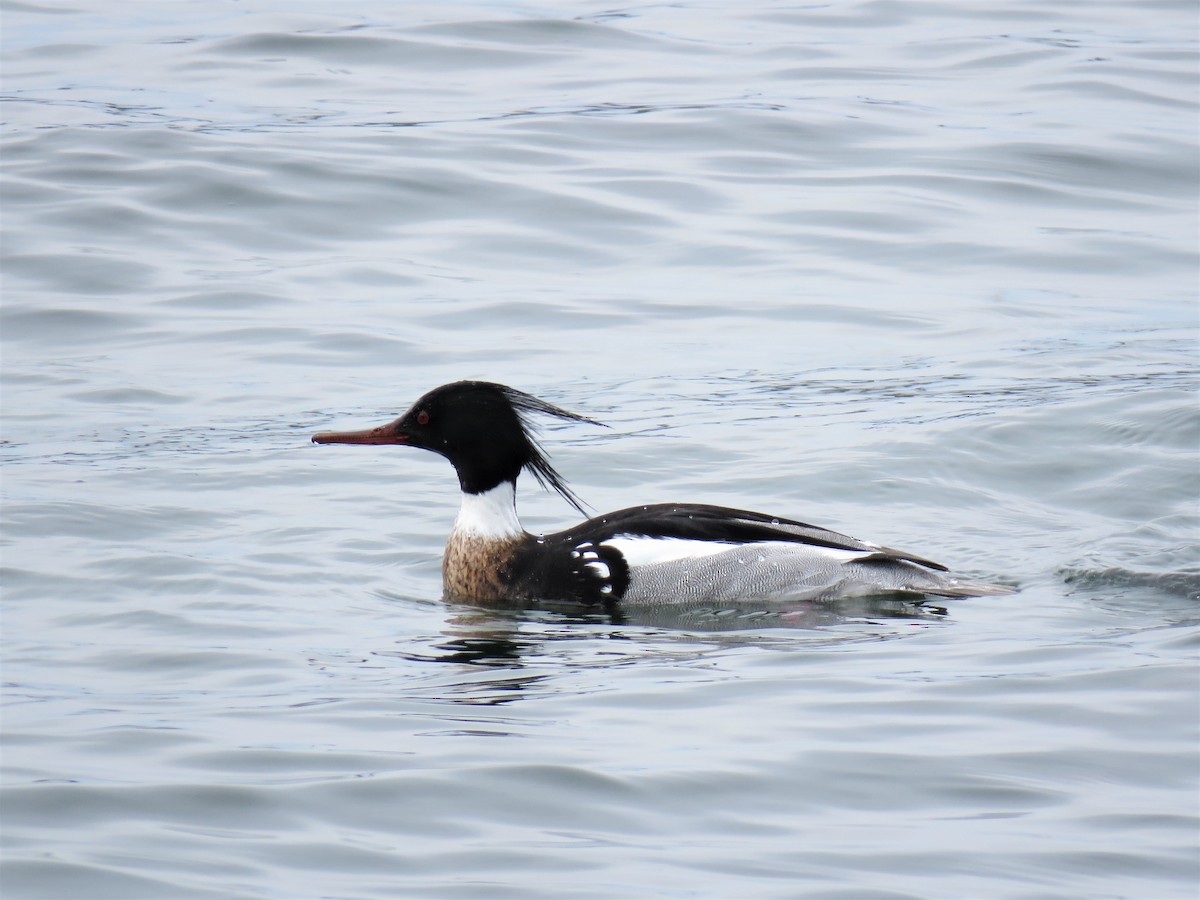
{"left": 452, "top": 481, "right": 523, "bottom": 539}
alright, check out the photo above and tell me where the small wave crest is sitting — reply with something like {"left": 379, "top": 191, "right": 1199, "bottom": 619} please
{"left": 1061, "top": 566, "right": 1200, "bottom": 601}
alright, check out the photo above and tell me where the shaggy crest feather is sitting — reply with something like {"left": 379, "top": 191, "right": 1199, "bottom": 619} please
{"left": 495, "top": 384, "right": 605, "bottom": 515}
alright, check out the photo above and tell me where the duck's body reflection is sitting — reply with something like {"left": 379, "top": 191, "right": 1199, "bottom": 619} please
{"left": 393, "top": 593, "right": 947, "bottom": 670}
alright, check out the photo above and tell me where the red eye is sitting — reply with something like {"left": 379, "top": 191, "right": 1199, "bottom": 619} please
{"left": 417, "top": 410, "right": 430, "bottom": 426}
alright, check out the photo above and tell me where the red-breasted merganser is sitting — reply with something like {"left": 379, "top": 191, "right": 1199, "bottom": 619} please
{"left": 313, "top": 381, "right": 1012, "bottom": 604}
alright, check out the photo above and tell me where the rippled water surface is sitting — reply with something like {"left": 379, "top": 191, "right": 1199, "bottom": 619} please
{"left": 3, "top": 1, "right": 1198, "bottom": 897}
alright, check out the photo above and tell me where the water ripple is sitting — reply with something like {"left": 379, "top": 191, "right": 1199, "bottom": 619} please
{"left": 3, "top": 1, "right": 1197, "bottom": 898}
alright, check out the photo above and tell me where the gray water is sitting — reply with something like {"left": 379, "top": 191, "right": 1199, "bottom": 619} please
{"left": 2, "top": 1, "right": 1198, "bottom": 898}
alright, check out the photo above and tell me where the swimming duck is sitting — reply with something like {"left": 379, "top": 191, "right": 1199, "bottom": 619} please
{"left": 313, "top": 380, "right": 1011, "bottom": 604}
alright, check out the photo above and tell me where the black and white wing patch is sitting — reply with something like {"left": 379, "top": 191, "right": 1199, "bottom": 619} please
{"left": 568, "top": 540, "right": 631, "bottom": 602}
{"left": 561, "top": 503, "right": 949, "bottom": 573}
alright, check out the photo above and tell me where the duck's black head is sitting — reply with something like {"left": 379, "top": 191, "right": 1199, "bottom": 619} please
{"left": 312, "top": 381, "right": 602, "bottom": 513}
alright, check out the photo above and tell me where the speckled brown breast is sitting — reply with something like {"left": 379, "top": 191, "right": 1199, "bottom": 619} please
{"left": 442, "top": 530, "right": 528, "bottom": 601}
